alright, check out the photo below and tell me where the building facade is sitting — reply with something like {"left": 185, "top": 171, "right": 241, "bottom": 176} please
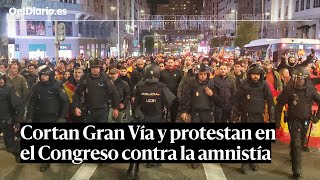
{"left": 154, "top": 0, "right": 203, "bottom": 40}
{"left": 0, "top": 0, "right": 22, "bottom": 60}
{"left": 6, "top": 0, "right": 150, "bottom": 60}
{"left": 202, "top": 0, "right": 219, "bottom": 40}
{"left": 265, "top": 0, "right": 320, "bottom": 39}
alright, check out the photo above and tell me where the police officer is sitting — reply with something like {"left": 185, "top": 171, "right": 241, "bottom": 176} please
{"left": 0, "top": 72, "right": 24, "bottom": 161}
{"left": 231, "top": 64, "right": 275, "bottom": 174}
{"left": 179, "top": 63, "right": 219, "bottom": 169}
{"left": 180, "top": 63, "right": 219, "bottom": 123}
{"left": 73, "top": 58, "right": 120, "bottom": 123}
{"left": 127, "top": 64, "right": 176, "bottom": 180}
{"left": 27, "top": 65, "right": 69, "bottom": 172}
{"left": 275, "top": 66, "right": 320, "bottom": 179}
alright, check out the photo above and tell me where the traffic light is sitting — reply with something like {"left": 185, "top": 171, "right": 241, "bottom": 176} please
{"left": 57, "top": 23, "right": 66, "bottom": 41}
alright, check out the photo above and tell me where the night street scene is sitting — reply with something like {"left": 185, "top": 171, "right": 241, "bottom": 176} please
{"left": 1, "top": 0, "right": 320, "bottom": 180}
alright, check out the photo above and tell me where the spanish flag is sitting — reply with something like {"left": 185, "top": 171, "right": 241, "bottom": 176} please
{"left": 218, "top": 41, "right": 226, "bottom": 59}
{"left": 63, "top": 81, "right": 76, "bottom": 103}
{"left": 212, "top": 48, "right": 219, "bottom": 58}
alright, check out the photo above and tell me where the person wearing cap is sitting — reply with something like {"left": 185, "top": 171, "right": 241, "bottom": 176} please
{"left": 73, "top": 58, "right": 120, "bottom": 122}
{"left": 108, "top": 68, "right": 130, "bottom": 122}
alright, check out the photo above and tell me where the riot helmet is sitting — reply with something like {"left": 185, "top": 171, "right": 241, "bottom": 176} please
{"left": 38, "top": 65, "right": 55, "bottom": 81}
{"left": 194, "top": 63, "right": 213, "bottom": 74}
{"left": 247, "top": 63, "right": 265, "bottom": 84}
{"left": 89, "top": 58, "right": 101, "bottom": 68}
{"left": 195, "top": 63, "right": 213, "bottom": 82}
{"left": 292, "top": 66, "right": 309, "bottom": 89}
{"left": 144, "top": 63, "right": 160, "bottom": 83}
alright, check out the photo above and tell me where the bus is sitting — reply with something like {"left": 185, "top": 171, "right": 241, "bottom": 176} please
{"left": 244, "top": 38, "right": 320, "bottom": 62}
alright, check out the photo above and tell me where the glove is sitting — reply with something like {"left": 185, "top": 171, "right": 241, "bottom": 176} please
{"left": 133, "top": 106, "right": 144, "bottom": 122}
{"left": 231, "top": 107, "right": 241, "bottom": 123}
{"left": 57, "top": 118, "right": 67, "bottom": 123}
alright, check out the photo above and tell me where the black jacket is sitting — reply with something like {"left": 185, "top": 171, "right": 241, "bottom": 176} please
{"left": 73, "top": 73, "right": 120, "bottom": 110}
{"left": 27, "top": 80, "right": 69, "bottom": 120}
{"left": 275, "top": 81, "right": 320, "bottom": 124}
{"left": 0, "top": 85, "right": 24, "bottom": 122}
{"left": 113, "top": 78, "right": 130, "bottom": 109}
{"left": 213, "top": 74, "right": 236, "bottom": 107}
{"left": 130, "top": 68, "right": 144, "bottom": 95}
{"left": 160, "top": 68, "right": 183, "bottom": 95}
{"left": 180, "top": 78, "right": 221, "bottom": 113}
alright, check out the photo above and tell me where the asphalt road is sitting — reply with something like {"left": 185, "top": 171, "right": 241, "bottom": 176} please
{"left": 0, "top": 142, "right": 319, "bottom": 180}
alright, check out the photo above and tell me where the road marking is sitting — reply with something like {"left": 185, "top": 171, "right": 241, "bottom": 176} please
{"left": 71, "top": 163, "right": 99, "bottom": 180}
{"left": 203, "top": 163, "right": 227, "bottom": 180}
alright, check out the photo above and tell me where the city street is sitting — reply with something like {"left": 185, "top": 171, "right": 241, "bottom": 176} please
{"left": 1, "top": 142, "right": 319, "bottom": 180}
{"left": 1, "top": 0, "right": 320, "bottom": 180}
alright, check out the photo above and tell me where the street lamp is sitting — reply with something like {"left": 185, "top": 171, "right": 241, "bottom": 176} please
{"left": 117, "top": 0, "right": 120, "bottom": 58}
{"left": 261, "top": 0, "right": 265, "bottom": 39}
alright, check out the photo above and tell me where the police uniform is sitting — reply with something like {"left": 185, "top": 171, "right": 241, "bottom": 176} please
{"left": 275, "top": 66, "right": 320, "bottom": 179}
{"left": 27, "top": 66, "right": 69, "bottom": 172}
{"left": 127, "top": 64, "right": 176, "bottom": 180}
{"left": 72, "top": 59, "right": 120, "bottom": 123}
{"left": 180, "top": 64, "right": 219, "bottom": 169}
{"left": 180, "top": 64, "right": 219, "bottom": 123}
{"left": 0, "top": 72, "right": 24, "bottom": 160}
{"left": 232, "top": 64, "right": 275, "bottom": 174}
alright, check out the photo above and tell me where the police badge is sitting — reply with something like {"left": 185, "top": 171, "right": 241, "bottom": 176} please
{"left": 196, "top": 92, "right": 199, "bottom": 96}
{"left": 247, "top": 95, "right": 250, "bottom": 100}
